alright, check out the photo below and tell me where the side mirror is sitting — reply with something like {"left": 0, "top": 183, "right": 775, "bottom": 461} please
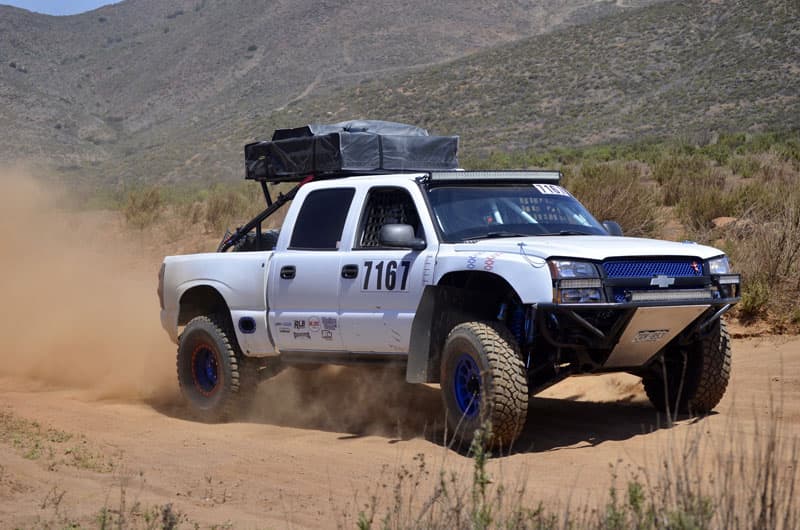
{"left": 379, "top": 224, "right": 426, "bottom": 250}
{"left": 603, "top": 220, "right": 623, "bottom": 237}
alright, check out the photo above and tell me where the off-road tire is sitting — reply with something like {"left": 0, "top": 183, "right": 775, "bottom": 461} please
{"left": 643, "top": 319, "right": 731, "bottom": 415}
{"left": 177, "top": 314, "right": 257, "bottom": 421}
{"left": 441, "top": 321, "right": 528, "bottom": 449}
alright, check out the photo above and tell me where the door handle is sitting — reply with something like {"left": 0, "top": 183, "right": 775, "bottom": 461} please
{"left": 280, "top": 265, "right": 296, "bottom": 279}
{"left": 341, "top": 264, "right": 359, "bottom": 279}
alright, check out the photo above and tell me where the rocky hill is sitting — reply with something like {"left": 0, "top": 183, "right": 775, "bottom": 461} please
{"left": 267, "top": 0, "right": 800, "bottom": 154}
{"left": 1, "top": 0, "right": 659, "bottom": 187}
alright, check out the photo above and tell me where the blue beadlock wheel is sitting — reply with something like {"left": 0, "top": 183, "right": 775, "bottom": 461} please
{"left": 453, "top": 354, "right": 481, "bottom": 418}
{"left": 177, "top": 314, "right": 258, "bottom": 422}
{"left": 192, "top": 345, "right": 220, "bottom": 395}
{"left": 441, "top": 322, "right": 528, "bottom": 449}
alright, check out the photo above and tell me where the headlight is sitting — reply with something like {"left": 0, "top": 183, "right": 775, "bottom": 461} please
{"left": 708, "top": 256, "right": 740, "bottom": 299}
{"left": 548, "top": 259, "right": 600, "bottom": 279}
{"left": 707, "top": 256, "right": 731, "bottom": 274}
{"left": 548, "top": 260, "right": 604, "bottom": 303}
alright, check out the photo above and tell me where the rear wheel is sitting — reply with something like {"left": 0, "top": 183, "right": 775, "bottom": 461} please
{"left": 441, "top": 321, "right": 528, "bottom": 449}
{"left": 177, "top": 314, "right": 256, "bottom": 421}
{"left": 643, "top": 319, "right": 731, "bottom": 415}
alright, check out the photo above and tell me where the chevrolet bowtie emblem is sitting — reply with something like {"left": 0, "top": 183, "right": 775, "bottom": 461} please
{"left": 650, "top": 275, "right": 675, "bottom": 288}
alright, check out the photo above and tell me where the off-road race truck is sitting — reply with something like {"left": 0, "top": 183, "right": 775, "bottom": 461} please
{"left": 158, "top": 120, "right": 741, "bottom": 447}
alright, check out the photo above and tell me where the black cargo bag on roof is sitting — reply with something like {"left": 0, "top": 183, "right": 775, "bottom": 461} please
{"left": 244, "top": 120, "right": 459, "bottom": 182}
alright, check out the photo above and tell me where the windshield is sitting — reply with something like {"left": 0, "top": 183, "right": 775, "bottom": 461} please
{"left": 427, "top": 184, "right": 607, "bottom": 242}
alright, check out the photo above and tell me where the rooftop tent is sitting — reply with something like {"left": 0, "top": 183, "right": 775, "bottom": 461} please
{"left": 245, "top": 120, "right": 459, "bottom": 182}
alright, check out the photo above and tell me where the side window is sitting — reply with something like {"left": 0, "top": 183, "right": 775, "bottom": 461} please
{"left": 289, "top": 188, "right": 355, "bottom": 250}
{"left": 357, "top": 187, "right": 421, "bottom": 248}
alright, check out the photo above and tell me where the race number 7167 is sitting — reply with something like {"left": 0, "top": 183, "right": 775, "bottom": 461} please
{"left": 362, "top": 260, "right": 411, "bottom": 291}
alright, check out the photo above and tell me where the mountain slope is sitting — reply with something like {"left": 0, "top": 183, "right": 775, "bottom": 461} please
{"left": 265, "top": 0, "right": 799, "bottom": 155}
{"left": 0, "top": 0, "right": 658, "bottom": 184}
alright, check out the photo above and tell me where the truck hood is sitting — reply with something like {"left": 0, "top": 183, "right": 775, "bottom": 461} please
{"left": 452, "top": 236, "right": 724, "bottom": 261}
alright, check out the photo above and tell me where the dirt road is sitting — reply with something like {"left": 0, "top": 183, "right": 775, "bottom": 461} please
{"left": 1, "top": 336, "right": 798, "bottom": 529}
{"left": 0, "top": 174, "right": 798, "bottom": 528}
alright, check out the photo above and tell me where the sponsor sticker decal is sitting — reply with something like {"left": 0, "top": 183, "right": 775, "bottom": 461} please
{"left": 293, "top": 331, "right": 311, "bottom": 340}
{"left": 533, "top": 183, "right": 570, "bottom": 196}
{"left": 632, "top": 329, "right": 670, "bottom": 343}
{"left": 483, "top": 252, "right": 502, "bottom": 272}
{"left": 321, "top": 330, "right": 333, "bottom": 340}
{"left": 294, "top": 320, "right": 306, "bottom": 329}
{"left": 322, "top": 317, "right": 337, "bottom": 331}
{"left": 308, "top": 317, "right": 321, "bottom": 332}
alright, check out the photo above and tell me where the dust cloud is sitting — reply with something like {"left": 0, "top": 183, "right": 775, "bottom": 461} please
{"left": 249, "top": 366, "right": 442, "bottom": 439}
{"left": 0, "top": 170, "right": 176, "bottom": 403}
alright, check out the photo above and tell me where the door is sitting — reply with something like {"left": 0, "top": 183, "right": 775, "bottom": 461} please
{"left": 338, "top": 186, "right": 436, "bottom": 353}
{"left": 268, "top": 187, "right": 355, "bottom": 352}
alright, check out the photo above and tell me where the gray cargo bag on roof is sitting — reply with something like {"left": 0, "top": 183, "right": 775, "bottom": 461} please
{"left": 244, "top": 120, "right": 459, "bottom": 182}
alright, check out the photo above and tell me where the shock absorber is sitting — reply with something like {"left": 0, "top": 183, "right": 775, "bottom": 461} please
{"left": 509, "top": 304, "right": 526, "bottom": 346}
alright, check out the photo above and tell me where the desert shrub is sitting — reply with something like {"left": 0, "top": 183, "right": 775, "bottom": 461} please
{"left": 652, "top": 154, "right": 708, "bottom": 205}
{"left": 675, "top": 167, "right": 738, "bottom": 233}
{"left": 724, "top": 185, "right": 800, "bottom": 321}
{"left": 699, "top": 132, "right": 748, "bottom": 165}
{"left": 567, "top": 162, "right": 659, "bottom": 237}
{"left": 203, "top": 183, "right": 263, "bottom": 233}
{"left": 728, "top": 155, "right": 761, "bottom": 178}
{"left": 651, "top": 155, "right": 735, "bottom": 232}
{"left": 738, "top": 280, "right": 771, "bottom": 320}
{"left": 204, "top": 189, "right": 247, "bottom": 234}
{"left": 122, "top": 187, "right": 163, "bottom": 229}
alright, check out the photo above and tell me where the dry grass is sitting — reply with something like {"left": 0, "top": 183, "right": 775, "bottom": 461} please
{"left": 122, "top": 187, "right": 164, "bottom": 229}
{"left": 0, "top": 409, "right": 115, "bottom": 473}
{"left": 566, "top": 162, "right": 660, "bottom": 238}
{"left": 344, "top": 392, "right": 798, "bottom": 530}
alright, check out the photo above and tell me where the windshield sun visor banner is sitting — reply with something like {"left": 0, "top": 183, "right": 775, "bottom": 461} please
{"left": 245, "top": 120, "right": 459, "bottom": 182}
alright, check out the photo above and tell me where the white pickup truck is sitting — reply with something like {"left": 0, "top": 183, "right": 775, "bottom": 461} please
{"left": 157, "top": 121, "right": 740, "bottom": 447}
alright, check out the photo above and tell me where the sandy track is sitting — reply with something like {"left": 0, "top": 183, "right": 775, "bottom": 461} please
{"left": 0, "top": 174, "right": 798, "bottom": 528}
{"left": 1, "top": 337, "right": 798, "bottom": 529}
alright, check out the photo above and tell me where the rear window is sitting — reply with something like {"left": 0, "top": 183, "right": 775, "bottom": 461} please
{"left": 289, "top": 188, "right": 355, "bottom": 250}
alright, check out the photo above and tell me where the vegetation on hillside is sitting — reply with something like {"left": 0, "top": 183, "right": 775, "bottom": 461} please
{"left": 1, "top": 0, "right": 651, "bottom": 184}
{"left": 267, "top": 0, "right": 799, "bottom": 155}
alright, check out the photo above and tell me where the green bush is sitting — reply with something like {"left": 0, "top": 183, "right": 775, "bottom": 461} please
{"left": 738, "top": 281, "right": 771, "bottom": 320}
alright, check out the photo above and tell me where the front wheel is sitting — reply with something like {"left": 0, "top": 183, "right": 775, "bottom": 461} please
{"left": 643, "top": 319, "right": 731, "bottom": 415}
{"left": 441, "top": 321, "right": 528, "bottom": 449}
{"left": 177, "top": 314, "right": 256, "bottom": 421}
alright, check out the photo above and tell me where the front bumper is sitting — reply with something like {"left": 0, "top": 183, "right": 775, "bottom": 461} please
{"left": 535, "top": 292, "right": 739, "bottom": 370}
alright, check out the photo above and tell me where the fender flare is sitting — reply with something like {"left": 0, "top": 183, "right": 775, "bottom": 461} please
{"left": 407, "top": 273, "right": 519, "bottom": 383}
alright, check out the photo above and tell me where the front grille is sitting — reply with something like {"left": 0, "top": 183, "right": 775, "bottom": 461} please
{"left": 602, "top": 260, "right": 703, "bottom": 279}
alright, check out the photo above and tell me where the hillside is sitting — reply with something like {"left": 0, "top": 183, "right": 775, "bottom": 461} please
{"left": 266, "top": 0, "right": 800, "bottom": 154}
{"left": 0, "top": 0, "right": 658, "bottom": 187}
{"left": 95, "top": 0, "right": 800, "bottom": 187}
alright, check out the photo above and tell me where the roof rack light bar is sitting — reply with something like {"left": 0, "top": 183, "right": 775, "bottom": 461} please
{"left": 429, "top": 170, "right": 562, "bottom": 183}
